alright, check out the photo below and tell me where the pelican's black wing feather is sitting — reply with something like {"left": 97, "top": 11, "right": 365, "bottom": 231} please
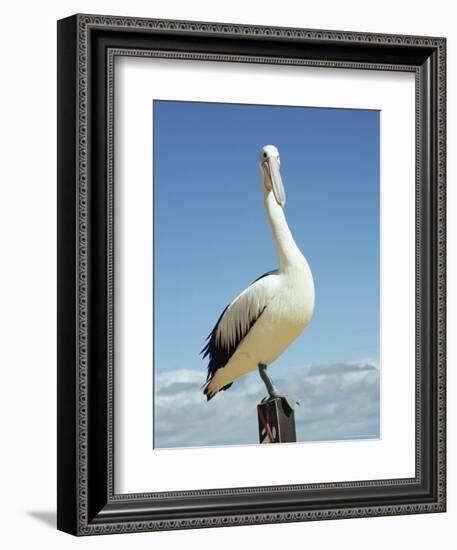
{"left": 201, "top": 270, "right": 277, "bottom": 397}
{"left": 201, "top": 305, "right": 233, "bottom": 391}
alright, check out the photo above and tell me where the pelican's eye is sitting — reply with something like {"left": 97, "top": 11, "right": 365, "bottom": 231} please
{"left": 263, "top": 152, "right": 267, "bottom": 158}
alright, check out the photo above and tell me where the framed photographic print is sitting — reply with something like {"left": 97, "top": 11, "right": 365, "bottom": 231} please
{"left": 57, "top": 14, "right": 446, "bottom": 535}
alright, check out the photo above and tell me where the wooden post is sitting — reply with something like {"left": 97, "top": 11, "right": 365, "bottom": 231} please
{"left": 257, "top": 397, "right": 296, "bottom": 443}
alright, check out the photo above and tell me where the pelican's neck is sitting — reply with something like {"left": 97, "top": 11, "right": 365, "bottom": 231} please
{"left": 264, "top": 189, "right": 304, "bottom": 271}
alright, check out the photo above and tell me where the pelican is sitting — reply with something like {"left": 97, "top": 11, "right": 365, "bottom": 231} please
{"left": 202, "top": 145, "right": 315, "bottom": 401}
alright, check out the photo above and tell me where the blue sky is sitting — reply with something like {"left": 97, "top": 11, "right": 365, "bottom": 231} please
{"left": 153, "top": 100, "right": 380, "bottom": 448}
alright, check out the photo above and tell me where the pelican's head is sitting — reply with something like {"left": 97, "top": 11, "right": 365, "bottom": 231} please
{"left": 259, "top": 145, "right": 286, "bottom": 207}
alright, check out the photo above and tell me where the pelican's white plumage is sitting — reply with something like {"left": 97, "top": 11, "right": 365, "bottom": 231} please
{"left": 202, "top": 145, "right": 315, "bottom": 400}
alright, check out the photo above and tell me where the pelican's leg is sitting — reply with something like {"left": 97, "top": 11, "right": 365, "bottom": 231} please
{"left": 258, "top": 363, "right": 280, "bottom": 399}
{"left": 258, "top": 363, "right": 299, "bottom": 411}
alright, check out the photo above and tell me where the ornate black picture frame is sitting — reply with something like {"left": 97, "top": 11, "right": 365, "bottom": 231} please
{"left": 57, "top": 14, "right": 446, "bottom": 535}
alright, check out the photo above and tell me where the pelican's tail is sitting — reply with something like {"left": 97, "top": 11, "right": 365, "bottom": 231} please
{"left": 202, "top": 374, "right": 233, "bottom": 401}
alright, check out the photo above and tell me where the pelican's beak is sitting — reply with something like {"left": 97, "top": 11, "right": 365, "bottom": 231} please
{"left": 266, "top": 156, "right": 286, "bottom": 207}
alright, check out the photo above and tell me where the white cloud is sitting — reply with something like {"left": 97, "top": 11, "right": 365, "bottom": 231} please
{"left": 154, "top": 362, "right": 380, "bottom": 449}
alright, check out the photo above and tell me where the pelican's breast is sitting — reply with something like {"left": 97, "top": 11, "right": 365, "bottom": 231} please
{"left": 235, "top": 263, "right": 314, "bottom": 367}
{"left": 280, "top": 260, "right": 315, "bottom": 325}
